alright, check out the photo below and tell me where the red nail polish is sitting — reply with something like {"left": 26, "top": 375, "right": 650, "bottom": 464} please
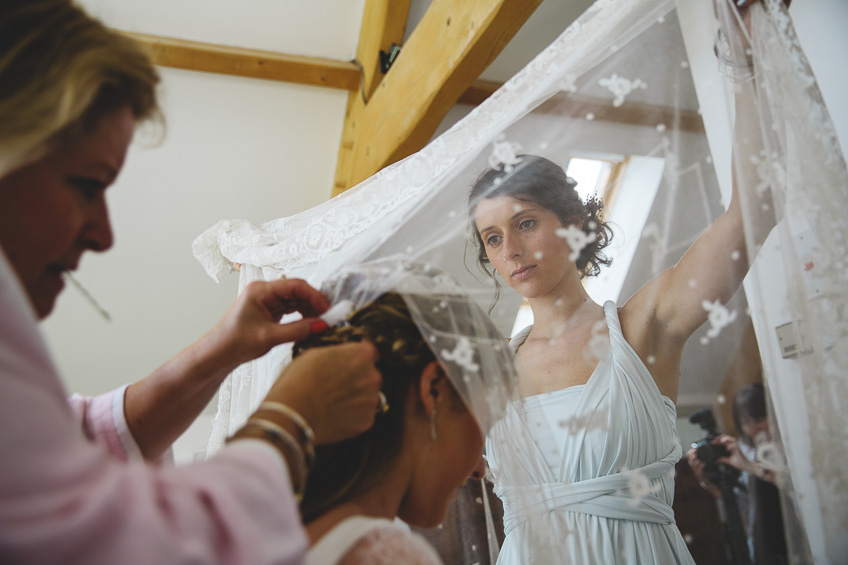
{"left": 310, "top": 320, "right": 329, "bottom": 334}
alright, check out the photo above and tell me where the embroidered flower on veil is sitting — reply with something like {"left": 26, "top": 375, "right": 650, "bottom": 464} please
{"left": 556, "top": 225, "right": 597, "bottom": 262}
{"left": 700, "top": 299, "right": 738, "bottom": 344}
{"left": 488, "top": 134, "right": 524, "bottom": 172}
{"left": 440, "top": 337, "right": 480, "bottom": 373}
{"left": 620, "top": 466, "right": 662, "bottom": 507}
{"left": 598, "top": 73, "right": 647, "bottom": 107}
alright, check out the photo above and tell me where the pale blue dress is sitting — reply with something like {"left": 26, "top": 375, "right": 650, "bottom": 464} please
{"left": 486, "top": 301, "right": 695, "bottom": 564}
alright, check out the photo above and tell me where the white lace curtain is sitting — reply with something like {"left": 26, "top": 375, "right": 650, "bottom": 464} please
{"left": 193, "top": 0, "right": 847, "bottom": 562}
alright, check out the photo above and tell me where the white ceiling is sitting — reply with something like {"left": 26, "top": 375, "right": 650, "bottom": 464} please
{"left": 81, "top": 0, "right": 367, "bottom": 58}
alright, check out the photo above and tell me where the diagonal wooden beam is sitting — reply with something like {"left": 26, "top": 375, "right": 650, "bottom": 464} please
{"left": 125, "top": 31, "right": 360, "bottom": 90}
{"left": 455, "top": 78, "right": 504, "bottom": 106}
{"left": 353, "top": 1, "right": 412, "bottom": 102}
{"left": 332, "top": 0, "right": 544, "bottom": 196}
{"left": 333, "top": 0, "right": 411, "bottom": 196}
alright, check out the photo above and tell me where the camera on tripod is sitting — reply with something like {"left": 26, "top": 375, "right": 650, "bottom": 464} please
{"left": 688, "top": 408, "right": 750, "bottom": 565}
{"left": 689, "top": 408, "right": 740, "bottom": 486}
{"left": 690, "top": 409, "right": 731, "bottom": 466}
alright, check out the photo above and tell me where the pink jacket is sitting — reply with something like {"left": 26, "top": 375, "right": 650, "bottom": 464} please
{"left": 0, "top": 248, "right": 308, "bottom": 565}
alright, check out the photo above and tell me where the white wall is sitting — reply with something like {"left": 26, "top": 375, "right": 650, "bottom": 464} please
{"left": 79, "top": 0, "right": 365, "bottom": 59}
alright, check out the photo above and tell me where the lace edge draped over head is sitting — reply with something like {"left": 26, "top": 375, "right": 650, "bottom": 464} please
{"left": 318, "top": 257, "right": 518, "bottom": 436}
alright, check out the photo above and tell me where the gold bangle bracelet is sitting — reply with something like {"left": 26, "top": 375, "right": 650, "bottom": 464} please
{"left": 250, "top": 417, "right": 308, "bottom": 476}
{"left": 256, "top": 401, "right": 316, "bottom": 468}
{"left": 228, "top": 419, "right": 308, "bottom": 500}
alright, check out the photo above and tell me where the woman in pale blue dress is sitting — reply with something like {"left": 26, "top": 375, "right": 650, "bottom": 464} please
{"left": 467, "top": 17, "right": 761, "bottom": 564}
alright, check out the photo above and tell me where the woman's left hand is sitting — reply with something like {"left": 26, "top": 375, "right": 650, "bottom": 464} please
{"left": 208, "top": 278, "right": 331, "bottom": 367}
{"left": 124, "top": 278, "right": 331, "bottom": 460}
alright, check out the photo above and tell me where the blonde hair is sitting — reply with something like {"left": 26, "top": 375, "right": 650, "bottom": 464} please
{"left": 0, "top": 0, "right": 161, "bottom": 176}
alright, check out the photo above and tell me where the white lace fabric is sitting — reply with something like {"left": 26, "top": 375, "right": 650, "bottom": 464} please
{"left": 305, "top": 516, "right": 442, "bottom": 565}
{"left": 337, "top": 525, "right": 442, "bottom": 565}
{"left": 194, "top": 0, "right": 846, "bottom": 562}
{"left": 315, "top": 258, "right": 518, "bottom": 436}
{"left": 195, "top": 0, "right": 684, "bottom": 453}
{"left": 192, "top": 0, "right": 671, "bottom": 287}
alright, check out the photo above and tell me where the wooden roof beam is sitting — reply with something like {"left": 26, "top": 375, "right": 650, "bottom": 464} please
{"left": 125, "top": 31, "right": 360, "bottom": 90}
{"left": 122, "top": 28, "right": 704, "bottom": 195}
{"left": 352, "top": 1, "right": 412, "bottom": 102}
{"left": 332, "top": 0, "right": 544, "bottom": 195}
{"left": 333, "top": 0, "right": 412, "bottom": 196}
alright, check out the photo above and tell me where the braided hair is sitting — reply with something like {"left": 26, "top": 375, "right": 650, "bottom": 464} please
{"left": 294, "top": 292, "right": 461, "bottom": 523}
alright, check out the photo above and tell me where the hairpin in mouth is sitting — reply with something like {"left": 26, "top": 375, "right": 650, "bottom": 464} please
{"left": 63, "top": 271, "right": 111, "bottom": 321}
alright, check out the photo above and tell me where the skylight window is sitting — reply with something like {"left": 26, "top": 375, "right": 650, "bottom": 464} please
{"left": 566, "top": 157, "right": 612, "bottom": 201}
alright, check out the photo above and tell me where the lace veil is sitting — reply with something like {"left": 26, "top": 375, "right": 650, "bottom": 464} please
{"left": 193, "top": 0, "right": 846, "bottom": 562}
{"left": 317, "top": 257, "right": 518, "bottom": 437}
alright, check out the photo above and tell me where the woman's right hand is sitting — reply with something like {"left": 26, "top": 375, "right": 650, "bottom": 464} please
{"left": 264, "top": 342, "right": 382, "bottom": 445}
{"left": 686, "top": 447, "right": 723, "bottom": 500}
{"left": 713, "top": 434, "right": 757, "bottom": 475}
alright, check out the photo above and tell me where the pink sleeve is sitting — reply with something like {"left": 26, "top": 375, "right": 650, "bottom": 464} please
{"left": 0, "top": 251, "right": 306, "bottom": 565}
{"left": 67, "top": 385, "right": 174, "bottom": 464}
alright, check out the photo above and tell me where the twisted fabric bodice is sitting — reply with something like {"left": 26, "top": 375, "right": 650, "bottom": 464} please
{"left": 486, "top": 301, "right": 694, "bottom": 564}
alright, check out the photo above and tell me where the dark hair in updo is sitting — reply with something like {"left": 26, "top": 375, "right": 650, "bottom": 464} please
{"left": 468, "top": 155, "right": 612, "bottom": 285}
{"left": 293, "top": 292, "right": 464, "bottom": 523}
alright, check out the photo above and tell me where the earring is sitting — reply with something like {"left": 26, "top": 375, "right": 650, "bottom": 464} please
{"left": 430, "top": 409, "right": 438, "bottom": 442}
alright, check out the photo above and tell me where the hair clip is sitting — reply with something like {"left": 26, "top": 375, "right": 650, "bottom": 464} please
{"left": 320, "top": 299, "right": 355, "bottom": 327}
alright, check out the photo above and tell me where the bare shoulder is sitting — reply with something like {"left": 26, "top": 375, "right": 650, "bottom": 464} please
{"left": 338, "top": 525, "right": 443, "bottom": 565}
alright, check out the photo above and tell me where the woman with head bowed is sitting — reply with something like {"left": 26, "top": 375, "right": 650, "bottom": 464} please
{"left": 293, "top": 260, "right": 517, "bottom": 565}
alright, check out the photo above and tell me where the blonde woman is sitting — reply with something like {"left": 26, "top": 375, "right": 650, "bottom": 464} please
{"left": 0, "top": 2, "right": 381, "bottom": 563}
